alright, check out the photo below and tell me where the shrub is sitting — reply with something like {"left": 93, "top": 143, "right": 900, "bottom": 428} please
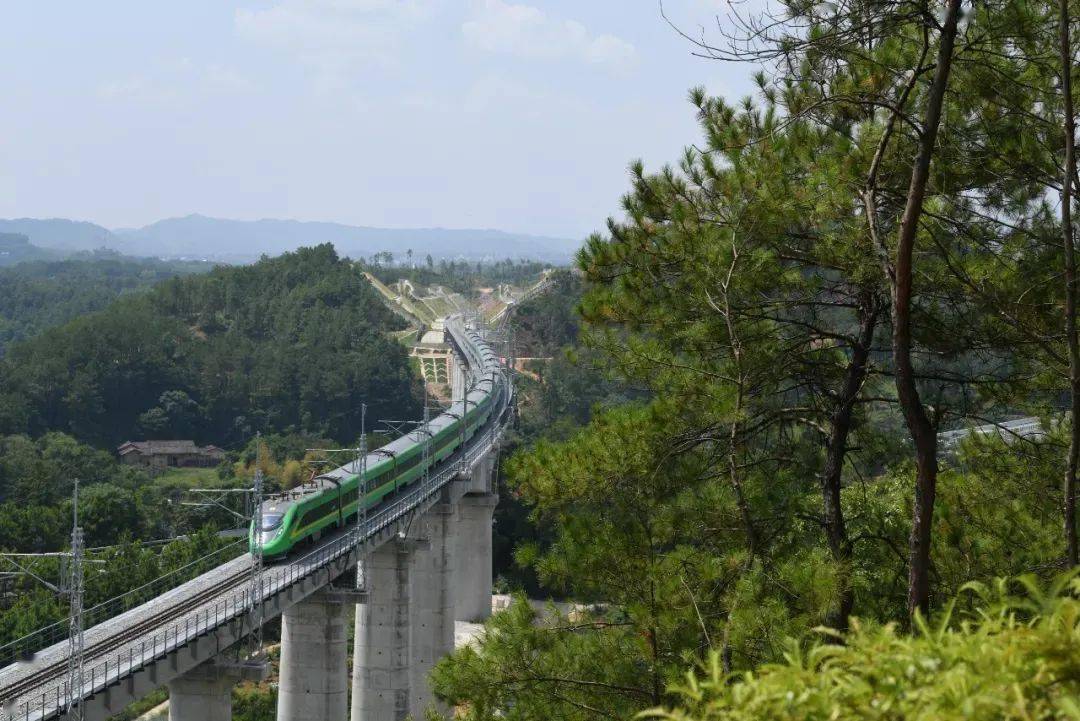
{"left": 648, "top": 575, "right": 1080, "bottom": 721}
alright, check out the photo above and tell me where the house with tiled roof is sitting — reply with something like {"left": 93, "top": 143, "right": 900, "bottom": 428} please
{"left": 116, "top": 440, "right": 225, "bottom": 472}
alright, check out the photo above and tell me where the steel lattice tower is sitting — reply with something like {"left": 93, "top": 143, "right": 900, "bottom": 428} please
{"left": 247, "top": 437, "right": 265, "bottom": 659}
{"left": 65, "top": 479, "right": 85, "bottom": 721}
{"left": 355, "top": 403, "right": 368, "bottom": 590}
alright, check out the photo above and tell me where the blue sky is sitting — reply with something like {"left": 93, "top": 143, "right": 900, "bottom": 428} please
{"left": 0, "top": 1, "right": 758, "bottom": 239}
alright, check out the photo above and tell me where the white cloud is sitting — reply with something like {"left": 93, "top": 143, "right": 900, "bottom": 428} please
{"left": 235, "top": 0, "right": 438, "bottom": 93}
{"left": 462, "top": 0, "right": 636, "bottom": 71}
{"left": 462, "top": 73, "right": 591, "bottom": 121}
{"left": 97, "top": 60, "right": 253, "bottom": 106}
{"left": 463, "top": 74, "right": 542, "bottom": 113}
{"left": 204, "top": 64, "right": 255, "bottom": 93}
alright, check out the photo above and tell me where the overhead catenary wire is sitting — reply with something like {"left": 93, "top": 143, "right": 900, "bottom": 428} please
{"left": 0, "top": 539, "right": 245, "bottom": 667}
{"left": 0, "top": 313, "right": 516, "bottom": 719}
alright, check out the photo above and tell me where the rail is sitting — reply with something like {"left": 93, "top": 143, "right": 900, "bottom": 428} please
{"left": 2, "top": 388, "right": 509, "bottom": 721}
{"left": 938, "top": 416, "right": 1046, "bottom": 448}
{"left": 0, "top": 540, "right": 246, "bottom": 669}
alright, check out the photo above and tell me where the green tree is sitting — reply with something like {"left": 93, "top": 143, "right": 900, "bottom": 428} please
{"left": 77, "top": 483, "right": 141, "bottom": 547}
{"left": 436, "top": 401, "right": 838, "bottom": 717}
{"left": 0, "top": 253, "right": 207, "bottom": 357}
{"left": 0, "top": 245, "right": 421, "bottom": 446}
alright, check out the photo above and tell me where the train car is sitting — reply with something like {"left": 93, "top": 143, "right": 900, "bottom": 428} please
{"left": 249, "top": 318, "right": 503, "bottom": 558}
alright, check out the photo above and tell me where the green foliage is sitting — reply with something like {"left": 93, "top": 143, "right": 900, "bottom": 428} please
{"left": 0, "top": 528, "right": 239, "bottom": 652}
{"left": 0, "top": 252, "right": 208, "bottom": 356}
{"left": 439, "top": 402, "right": 841, "bottom": 719}
{"left": 0, "top": 233, "right": 56, "bottom": 267}
{"left": 649, "top": 576, "right": 1080, "bottom": 721}
{"left": 511, "top": 270, "right": 582, "bottom": 356}
{"left": 513, "top": 349, "right": 633, "bottom": 442}
{"left": 491, "top": 271, "right": 633, "bottom": 595}
{"left": 365, "top": 257, "right": 552, "bottom": 295}
{"left": 232, "top": 683, "right": 277, "bottom": 721}
{"left": 0, "top": 432, "right": 128, "bottom": 505}
{"left": 441, "top": 406, "right": 1075, "bottom": 718}
{"left": 840, "top": 432, "right": 1070, "bottom": 622}
{"left": 79, "top": 483, "right": 140, "bottom": 547}
{"left": 434, "top": 598, "right": 658, "bottom": 721}
{"left": 0, "top": 245, "right": 422, "bottom": 447}
{"left": 438, "top": 1, "right": 1080, "bottom": 718}
{"left": 0, "top": 431, "right": 229, "bottom": 550}
{"left": 107, "top": 689, "right": 167, "bottom": 720}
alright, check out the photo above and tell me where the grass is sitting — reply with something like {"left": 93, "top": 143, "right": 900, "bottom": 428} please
{"left": 420, "top": 296, "right": 454, "bottom": 318}
{"left": 150, "top": 466, "right": 228, "bottom": 490}
{"left": 393, "top": 327, "right": 421, "bottom": 346}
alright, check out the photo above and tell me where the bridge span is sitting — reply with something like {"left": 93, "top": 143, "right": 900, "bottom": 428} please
{"left": 0, "top": 316, "right": 512, "bottom": 721}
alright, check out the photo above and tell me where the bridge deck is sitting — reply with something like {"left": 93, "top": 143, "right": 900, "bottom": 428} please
{"left": 0, "top": 318, "right": 511, "bottom": 721}
{"left": 0, "top": 403, "right": 507, "bottom": 721}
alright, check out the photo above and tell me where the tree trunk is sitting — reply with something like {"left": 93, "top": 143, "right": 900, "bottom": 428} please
{"left": 822, "top": 292, "right": 879, "bottom": 631}
{"left": 728, "top": 393, "right": 759, "bottom": 559}
{"left": 890, "top": 0, "right": 963, "bottom": 619}
{"left": 1061, "top": 0, "right": 1080, "bottom": 568}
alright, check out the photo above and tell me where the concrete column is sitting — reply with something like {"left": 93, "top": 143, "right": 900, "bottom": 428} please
{"left": 454, "top": 492, "right": 498, "bottom": 622}
{"left": 465, "top": 452, "right": 496, "bottom": 495}
{"left": 408, "top": 506, "right": 457, "bottom": 718}
{"left": 167, "top": 662, "right": 235, "bottom": 721}
{"left": 352, "top": 539, "right": 416, "bottom": 721}
{"left": 278, "top": 590, "right": 350, "bottom": 721}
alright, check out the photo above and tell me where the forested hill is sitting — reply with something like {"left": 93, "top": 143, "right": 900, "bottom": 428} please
{"left": 509, "top": 269, "right": 583, "bottom": 357}
{"left": 0, "top": 253, "right": 209, "bottom": 356}
{"left": 0, "top": 233, "right": 54, "bottom": 266}
{"left": 0, "top": 244, "right": 421, "bottom": 448}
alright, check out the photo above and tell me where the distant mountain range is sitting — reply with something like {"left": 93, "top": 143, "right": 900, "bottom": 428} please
{"left": 0, "top": 215, "right": 580, "bottom": 263}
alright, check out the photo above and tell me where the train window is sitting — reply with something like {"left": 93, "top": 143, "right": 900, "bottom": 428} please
{"left": 397, "top": 453, "right": 422, "bottom": 473}
{"left": 299, "top": 495, "right": 342, "bottom": 528}
{"left": 261, "top": 513, "right": 284, "bottom": 531}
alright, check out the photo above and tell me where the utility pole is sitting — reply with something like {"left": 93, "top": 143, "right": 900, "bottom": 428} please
{"left": 247, "top": 434, "right": 265, "bottom": 660}
{"left": 422, "top": 393, "right": 433, "bottom": 494}
{"left": 507, "top": 321, "right": 516, "bottom": 382}
{"left": 0, "top": 481, "right": 88, "bottom": 717}
{"left": 355, "top": 403, "right": 368, "bottom": 591}
{"left": 65, "top": 479, "right": 85, "bottom": 721}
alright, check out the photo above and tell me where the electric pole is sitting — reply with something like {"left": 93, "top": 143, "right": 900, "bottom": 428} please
{"left": 65, "top": 479, "right": 85, "bottom": 721}
{"left": 247, "top": 435, "right": 265, "bottom": 659}
{"left": 355, "top": 403, "right": 368, "bottom": 591}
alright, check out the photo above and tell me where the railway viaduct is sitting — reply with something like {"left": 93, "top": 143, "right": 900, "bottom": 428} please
{"left": 0, "top": 316, "right": 511, "bottom": 721}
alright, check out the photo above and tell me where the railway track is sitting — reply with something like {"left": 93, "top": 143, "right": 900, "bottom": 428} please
{"left": 0, "top": 318, "right": 511, "bottom": 721}
{"left": 0, "top": 563, "right": 251, "bottom": 713}
{"left": 0, "top": 432, "right": 506, "bottom": 720}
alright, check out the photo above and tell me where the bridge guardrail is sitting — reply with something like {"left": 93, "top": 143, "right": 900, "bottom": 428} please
{"left": 0, "top": 540, "right": 246, "bottom": 670}
{"left": 5, "top": 390, "right": 508, "bottom": 721}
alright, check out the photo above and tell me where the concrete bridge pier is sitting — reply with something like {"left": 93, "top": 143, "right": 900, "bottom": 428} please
{"left": 408, "top": 503, "right": 457, "bottom": 718}
{"left": 466, "top": 452, "right": 496, "bottom": 495}
{"left": 278, "top": 589, "right": 350, "bottom": 721}
{"left": 167, "top": 658, "right": 265, "bottom": 721}
{"left": 166, "top": 661, "right": 236, "bottom": 721}
{"left": 454, "top": 492, "right": 498, "bottom": 622}
{"left": 352, "top": 538, "right": 419, "bottom": 721}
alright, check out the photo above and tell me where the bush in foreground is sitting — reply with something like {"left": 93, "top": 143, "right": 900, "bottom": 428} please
{"left": 648, "top": 576, "right": 1080, "bottom": 721}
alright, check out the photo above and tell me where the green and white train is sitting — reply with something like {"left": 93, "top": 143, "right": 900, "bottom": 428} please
{"left": 249, "top": 319, "right": 505, "bottom": 558}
